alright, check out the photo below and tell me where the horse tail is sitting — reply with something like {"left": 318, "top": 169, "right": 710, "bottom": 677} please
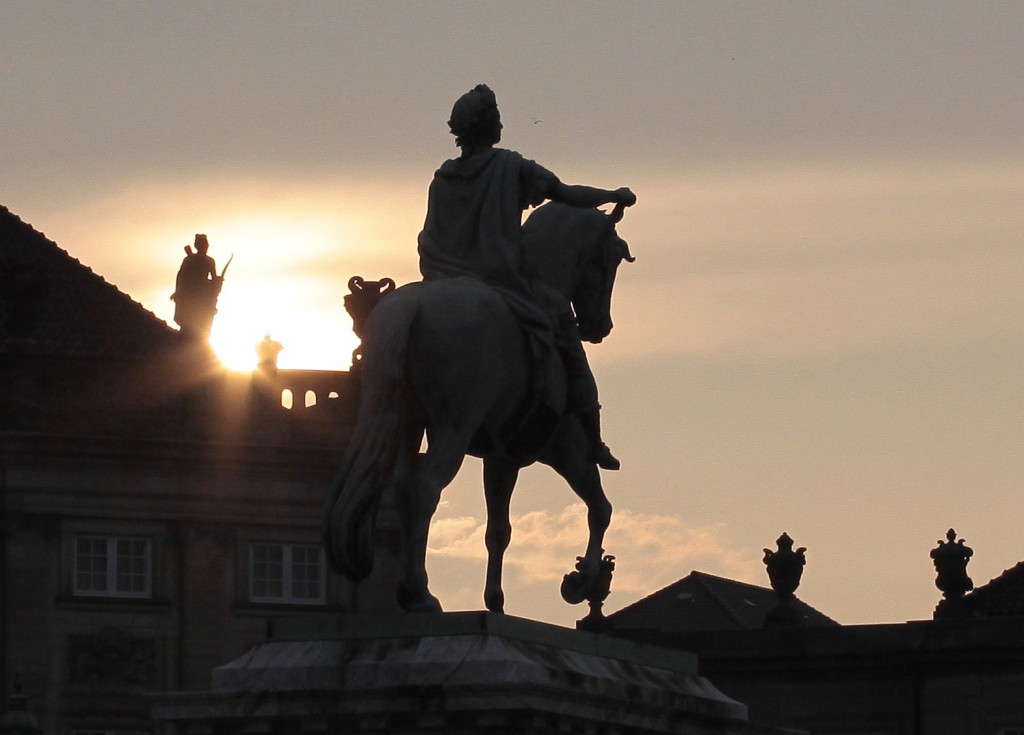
{"left": 324, "top": 291, "right": 418, "bottom": 581}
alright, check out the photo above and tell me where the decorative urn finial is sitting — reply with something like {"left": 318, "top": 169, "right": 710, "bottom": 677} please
{"left": 930, "top": 528, "right": 974, "bottom": 620}
{"left": 344, "top": 276, "right": 396, "bottom": 370}
{"left": 762, "top": 532, "right": 807, "bottom": 628}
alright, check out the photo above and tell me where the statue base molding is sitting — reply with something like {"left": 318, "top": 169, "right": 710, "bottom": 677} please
{"left": 153, "top": 612, "right": 785, "bottom": 734}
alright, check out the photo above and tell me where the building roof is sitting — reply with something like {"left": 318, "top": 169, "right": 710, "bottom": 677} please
{"left": 0, "top": 204, "right": 360, "bottom": 447}
{"left": 607, "top": 570, "right": 839, "bottom": 633}
{"left": 963, "top": 561, "right": 1024, "bottom": 619}
{"left": 0, "top": 204, "right": 180, "bottom": 359}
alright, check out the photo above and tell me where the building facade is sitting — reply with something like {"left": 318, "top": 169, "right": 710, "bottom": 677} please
{"left": 0, "top": 205, "right": 396, "bottom": 734}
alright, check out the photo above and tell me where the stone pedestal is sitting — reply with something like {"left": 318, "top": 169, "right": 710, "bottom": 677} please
{"left": 153, "top": 612, "right": 793, "bottom": 734}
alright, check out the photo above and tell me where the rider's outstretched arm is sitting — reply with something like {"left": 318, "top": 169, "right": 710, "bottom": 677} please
{"left": 551, "top": 182, "right": 636, "bottom": 209}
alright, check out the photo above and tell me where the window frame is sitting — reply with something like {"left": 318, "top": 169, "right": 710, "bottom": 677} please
{"left": 72, "top": 535, "right": 153, "bottom": 599}
{"left": 248, "top": 541, "right": 327, "bottom": 605}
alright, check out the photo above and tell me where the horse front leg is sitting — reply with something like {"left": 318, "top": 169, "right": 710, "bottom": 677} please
{"left": 574, "top": 463, "right": 613, "bottom": 583}
{"left": 547, "top": 429, "right": 613, "bottom": 599}
{"left": 482, "top": 458, "right": 519, "bottom": 613}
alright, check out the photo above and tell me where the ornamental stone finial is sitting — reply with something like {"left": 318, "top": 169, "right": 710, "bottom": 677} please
{"left": 344, "top": 276, "right": 396, "bottom": 370}
{"left": 930, "top": 528, "right": 974, "bottom": 620}
{"left": 762, "top": 532, "right": 807, "bottom": 628}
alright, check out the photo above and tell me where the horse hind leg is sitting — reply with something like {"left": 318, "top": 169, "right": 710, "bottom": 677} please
{"left": 396, "top": 429, "right": 468, "bottom": 613}
{"left": 388, "top": 422, "right": 424, "bottom": 608}
{"left": 482, "top": 458, "right": 519, "bottom": 613}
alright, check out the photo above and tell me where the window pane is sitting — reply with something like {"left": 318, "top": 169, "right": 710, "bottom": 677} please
{"left": 290, "top": 545, "right": 323, "bottom": 601}
{"left": 116, "top": 538, "right": 149, "bottom": 593}
{"left": 250, "top": 543, "right": 323, "bottom": 604}
{"left": 75, "top": 537, "right": 109, "bottom": 592}
{"left": 74, "top": 536, "right": 150, "bottom": 597}
{"left": 251, "top": 544, "right": 284, "bottom": 599}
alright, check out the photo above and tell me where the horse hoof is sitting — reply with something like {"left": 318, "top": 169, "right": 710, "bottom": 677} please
{"left": 560, "top": 570, "right": 589, "bottom": 605}
{"left": 409, "top": 598, "right": 443, "bottom": 614}
{"left": 397, "top": 585, "right": 443, "bottom": 613}
{"left": 411, "top": 590, "right": 443, "bottom": 613}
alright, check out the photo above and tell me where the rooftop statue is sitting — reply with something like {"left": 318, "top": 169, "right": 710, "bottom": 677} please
{"left": 255, "top": 333, "right": 284, "bottom": 375}
{"left": 171, "top": 234, "right": 230, "bottom": 339}
{"left": 325, "top": 84, "right": 636, "bottom": 613}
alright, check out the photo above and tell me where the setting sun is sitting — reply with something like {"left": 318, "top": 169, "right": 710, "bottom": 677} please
{"left": 158, "top": 212, "right": 356, "bottom": 370}
{"left": 189, "top": 213, "right": 359, "bottom": 370}
{"left": 65, "top": 176, "right": 428, "bottom": 372}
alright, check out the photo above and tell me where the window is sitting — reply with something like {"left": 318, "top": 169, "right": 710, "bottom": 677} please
{"left": 73, "top": 536, "right": 152, "bottom": 598}
{"left": 250, "top": 543, "right": 325, "bottom": 604}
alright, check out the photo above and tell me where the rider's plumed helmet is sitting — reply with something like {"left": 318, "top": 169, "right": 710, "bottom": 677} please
{"left": 448, "top": 84, "right": 502, "bottom": 148}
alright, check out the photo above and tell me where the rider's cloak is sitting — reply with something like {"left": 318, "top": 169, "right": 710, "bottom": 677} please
{"left": 418, "top": 147, "right": 557, "bottom": 292}
{"left": 417, "top": 147, "right": 564, "bottom": 415}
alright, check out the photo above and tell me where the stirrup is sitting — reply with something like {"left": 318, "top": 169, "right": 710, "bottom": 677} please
{"left": 589, "top": 443, "right": 621, "bottom": 471}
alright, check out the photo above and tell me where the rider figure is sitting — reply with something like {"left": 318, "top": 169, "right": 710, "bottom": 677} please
{"left": 417, "top": 84, "right": 635, "bottom": 470}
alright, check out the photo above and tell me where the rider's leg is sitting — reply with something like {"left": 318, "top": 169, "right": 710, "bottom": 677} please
{"left": 560, "top": 339, "right": 620, "bottom": 471}
{"left": 578, "top": 403, "right": 620, "bottom": 471}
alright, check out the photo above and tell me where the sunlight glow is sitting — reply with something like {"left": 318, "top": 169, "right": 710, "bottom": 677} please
{"left": 47, "top": 175, "right": 426, "bottom": 371}
{"left": 167, "top": 214, "right": 350, "bottom": 369}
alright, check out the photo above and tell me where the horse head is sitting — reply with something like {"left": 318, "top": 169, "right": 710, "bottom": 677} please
{"left": 572, "top": 210, "right": 635, "bottom": 344}
{"left": 522, "top": 202, "right": 635, "bottom": 344}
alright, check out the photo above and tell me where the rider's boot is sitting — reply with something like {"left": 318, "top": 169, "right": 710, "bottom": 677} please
{"left": 580, "top": 406, "right": 620, "bottom": 471}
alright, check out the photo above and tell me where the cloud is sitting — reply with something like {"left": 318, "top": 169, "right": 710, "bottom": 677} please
{"left": 428, "top": 505, "right": 758, "bottom": 604}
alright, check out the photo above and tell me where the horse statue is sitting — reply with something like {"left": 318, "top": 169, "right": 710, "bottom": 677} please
{"left": 324, "top": 201, "right": 635, "bottom": 613}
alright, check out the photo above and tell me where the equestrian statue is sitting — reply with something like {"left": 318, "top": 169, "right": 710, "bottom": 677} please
{"left": 324, "top": 84, "right": 636, "bottom": 613}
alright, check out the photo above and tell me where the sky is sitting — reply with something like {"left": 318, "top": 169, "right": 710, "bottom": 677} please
{"left": 2, "top": 2, "right": 1022, "bottom": 628}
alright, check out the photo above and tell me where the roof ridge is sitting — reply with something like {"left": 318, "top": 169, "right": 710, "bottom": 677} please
{"left": 693, "top": 570, "right": 840, "bottom": 627}
{"left": 608, "top": 573, "right": 697, "bottom": 616}
{"left": 1, "top": 204, "right": 181, "bottom": 359}
{"left": 1, "top": 205, "right": 174, "bottom": 330}
{"left": 691, "top": 570, "right": 770, "bottom": 593}
{"left": 691, "top": 571, "right": 753, "bottom": 629}
{"left": 968, "top": 560, "right": 1024, "bottom": 600}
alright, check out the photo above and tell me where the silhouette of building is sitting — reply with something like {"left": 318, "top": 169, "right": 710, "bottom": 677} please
{"left": 610, "top": 565, "right": 1024, "bottom": 734}
{"left": 0, "top": 206, "right": 380, "bottom": 734}
{"left": 609, "top": 570, "right": 838, "bottom": 633}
